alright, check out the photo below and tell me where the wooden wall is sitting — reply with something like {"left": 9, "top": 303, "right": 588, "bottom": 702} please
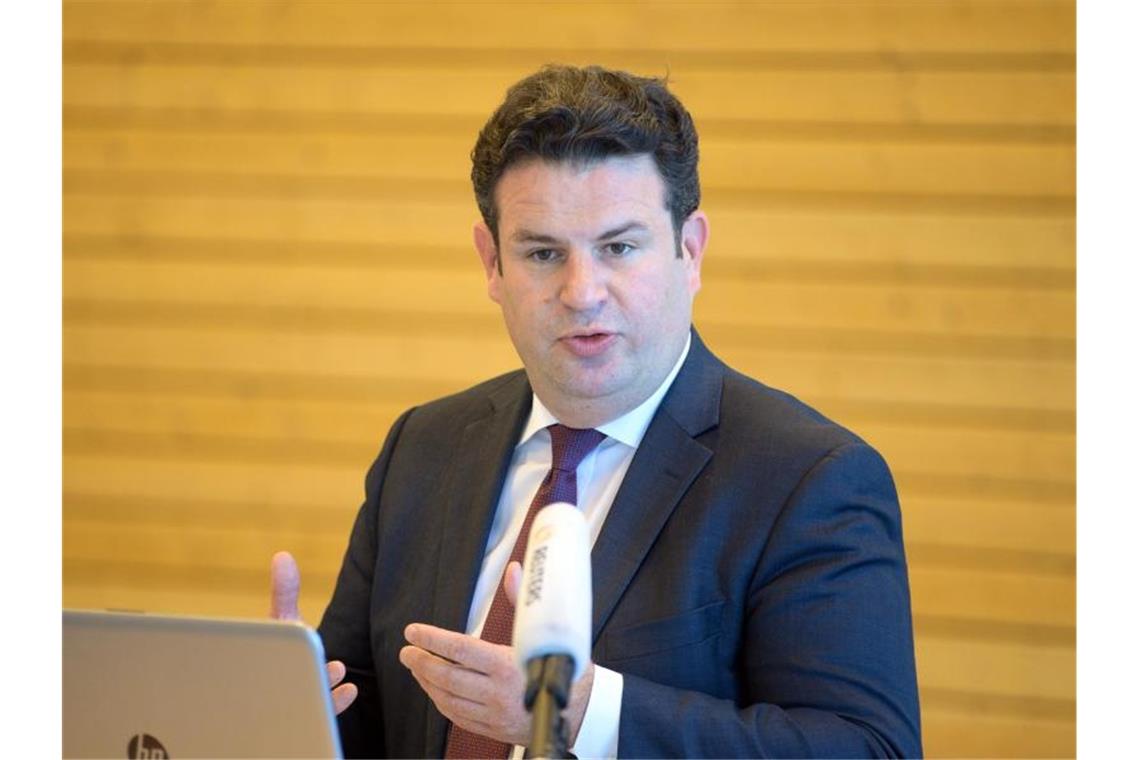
{"left": 62, "top": 2, "right": 1075, "bottom": 756}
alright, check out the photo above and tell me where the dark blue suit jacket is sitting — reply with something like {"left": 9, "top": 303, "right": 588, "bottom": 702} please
{"left": 318, "top": 331, "right": 922, "bottom": 757}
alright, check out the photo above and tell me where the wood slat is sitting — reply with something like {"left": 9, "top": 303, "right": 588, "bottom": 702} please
{"left": 64, "top": 195, "right": 481, "bottom": 248}
{"left": 63, "top": 260, "right": 494, "bottom": 317}
{"left": 704, "top": 139, "right": 1073, "bottom": 198}
{"left": 63, "top": 325, "right": 519, "bottom": 382}
{"left": 65, "top": 454, "right": 365, "bottom": 511}
{"left": 694, "top": 208, "right": 1072, "bottom": 270}
{"left": 63, "top": 492, "right": 354, "bottom": 531}
{"left": 63, "top": 1, "right": 1075, "bottom": 55}
{"left": 715, "top": 346, "right": 1073, "bottom": 413}
{"left": 702, "top": 280, "right": 1072, "bottom": 340}
{"left": 63, "top": 259, "right": 1074, "bottom": 340}
{"left": 62, "top": 63, "right": 1075, "bottom": 129}
{"left": 62, "top": 325, "right": 1074, "bottom": 411}
{"left": 909, "top": 566, "right": 1072, "bottom": 628}
{"left": 65, "top": 520, "right": 350, "bottom": 574}
{"left": 63, "top": 130, "right": 473, "bottom": 182}
{"left": 64, "top": 582, "right": 300, "bottom": 622}
{"left": 63, "top": 195, "right": 1075, "bottom": 271}
{"left": 63, "top": 129, "right": 1075, "bottom": 198}
{"left": 676, "top": 70, "right": 1073, "bottom": 127}
{"left": 915, "top": 636, "right": 1072, "bottom": 701}
{"left": 864, "top": 425, "right": 1073, "bottom": 485}
{"left": 921, "top": 709, "right": 1073, "bottom": 758}
{"left": 903, "top": 495, "right": 1073, "bottom": 557}
{"left": 64, "top": 390, "right": 404, "bottom": 446}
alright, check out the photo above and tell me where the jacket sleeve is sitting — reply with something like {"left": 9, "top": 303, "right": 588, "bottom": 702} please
{"left": 617, "top": 442, "right": 923, "bottom": 758}
{"left": 317, "top": 407, "right": 415, "bottom": 759}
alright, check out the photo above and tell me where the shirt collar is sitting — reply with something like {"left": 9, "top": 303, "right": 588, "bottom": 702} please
{"left": 517, "top": 333, "right": 692, "bottom": 450}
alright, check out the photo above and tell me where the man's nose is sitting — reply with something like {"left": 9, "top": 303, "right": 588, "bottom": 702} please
{"left": 559, "top": 251, "right": 607, "bottom": 312}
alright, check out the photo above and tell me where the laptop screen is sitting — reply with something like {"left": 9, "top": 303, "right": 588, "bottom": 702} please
{"left": 63, "top": 609, "right": 343, "bottom": 759}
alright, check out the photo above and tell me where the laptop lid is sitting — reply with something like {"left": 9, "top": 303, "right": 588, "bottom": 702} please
{"left": 63, "top": 609, "right": 343, "bottom": 759}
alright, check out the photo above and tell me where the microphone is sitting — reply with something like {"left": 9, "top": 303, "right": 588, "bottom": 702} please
{"left": 512, "top": 502, "right": 591, "bottom": 760}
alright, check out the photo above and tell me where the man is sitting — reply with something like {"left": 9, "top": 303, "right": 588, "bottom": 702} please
{"left": 274, "top": 65, "right": 922, "bottom": 758}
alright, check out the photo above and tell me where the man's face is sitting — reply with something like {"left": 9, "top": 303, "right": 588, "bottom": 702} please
{"left": 474, "top": 154, "right": 708, "bottom": 427}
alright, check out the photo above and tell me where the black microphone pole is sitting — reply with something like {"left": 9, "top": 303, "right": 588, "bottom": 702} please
{"left": 523, "top": 654, "right": 575, "bottom": 759}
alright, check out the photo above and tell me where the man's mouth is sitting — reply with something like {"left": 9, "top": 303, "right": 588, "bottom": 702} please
{"left": 560, "top": 331, "right": 616, "bottom": 358}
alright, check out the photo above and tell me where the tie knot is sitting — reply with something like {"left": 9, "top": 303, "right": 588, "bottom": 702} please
{"left": 548, "top": 424, "right": 605, "bottom": 474}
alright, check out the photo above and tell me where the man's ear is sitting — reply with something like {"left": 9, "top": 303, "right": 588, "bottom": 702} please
{"left": 473, "top": 222, "right": 502, "bottom": 304}
{"left": 680, "top": 210, "right": 709, "bottom": 295}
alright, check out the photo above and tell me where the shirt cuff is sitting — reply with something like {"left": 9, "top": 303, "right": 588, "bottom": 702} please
{"left": 570, "top": 665, "right": 623, "bottom": 760}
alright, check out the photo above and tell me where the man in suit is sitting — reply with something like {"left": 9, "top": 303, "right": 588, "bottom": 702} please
{"left": 274, "top": 65, "right": 922, "bottom": 757}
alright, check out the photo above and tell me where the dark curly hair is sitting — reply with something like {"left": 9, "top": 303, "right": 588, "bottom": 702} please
{"left": 471, "top": 65, "right": 700, "bottom": 254}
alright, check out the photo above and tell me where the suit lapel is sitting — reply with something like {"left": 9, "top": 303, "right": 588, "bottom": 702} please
{"left": 590, "top": 331, "right": 723, "bottom": 639}
{"left": 424, "top": 373, "right": 530, "bottom": 755}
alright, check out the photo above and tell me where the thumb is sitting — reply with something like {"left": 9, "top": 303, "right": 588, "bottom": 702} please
{"left": 504, "top": 560, "right": 523, "bottom": 609}
{"left": 270, "top": 550, "right": 302, "bottom": 621}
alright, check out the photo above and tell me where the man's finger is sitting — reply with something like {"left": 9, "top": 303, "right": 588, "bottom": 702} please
{"left": 399, "top": 644, "right": 493, "bottom": 704}
{"left": 326, "top": 661, "right": 357, "bottom": 714}
{"left": 332, "top": 683, "right": 358, "bottom": 715}
{"left": 269, "top": 551, "right": 302, "bottom": 621}
{"left": 411, "top": 674, "right": 492, "bottom": 731}
{"left": 504, "top": 560, "right": 523, "bottom": 609}
{"left": 402, "top": 656, "right": 497, "bottom": 731}
{"left": 326, "top": 660, "right": 347, "bottom": 689}
{"left": 400, "top": 632, "right": 531, "bottom": 746}
{"left": 404, "top": 623, "right": 498, "bottom": 673}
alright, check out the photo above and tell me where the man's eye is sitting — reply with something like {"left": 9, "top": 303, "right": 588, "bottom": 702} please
{"left": 605, "top": 242, "right": 634, "bottom": 256}
{"left": 529, "top": 249, "right": 559, "bottom": 263}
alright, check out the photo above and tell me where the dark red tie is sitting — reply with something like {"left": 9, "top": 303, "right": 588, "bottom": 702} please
{"left": 443, "top": 424, "right": 606, "bottom": 759}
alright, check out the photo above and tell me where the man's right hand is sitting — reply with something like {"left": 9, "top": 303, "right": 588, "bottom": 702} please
{"left": 270, "top": 551, "right": 359, "bottom": 715}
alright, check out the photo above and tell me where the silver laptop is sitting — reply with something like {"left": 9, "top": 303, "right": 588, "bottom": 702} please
{"left": 63, "top": 609, "right": 343, "bottom": 759}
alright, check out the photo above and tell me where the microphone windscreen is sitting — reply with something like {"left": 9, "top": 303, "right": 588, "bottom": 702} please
{"left": 512, "top": 502, "right": 592, "bottom": 680}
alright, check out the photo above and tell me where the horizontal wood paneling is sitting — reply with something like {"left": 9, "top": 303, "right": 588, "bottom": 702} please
{"left": 62, "top": 2, "right": 1075, "bottom": 756}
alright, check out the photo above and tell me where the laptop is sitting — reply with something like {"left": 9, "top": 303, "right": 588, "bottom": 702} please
{"left": 63, "top": 609, "right": 343, "bottom": 759}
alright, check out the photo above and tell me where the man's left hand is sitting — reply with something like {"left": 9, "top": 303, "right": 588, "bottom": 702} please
{"left": 398, "top": 561, "right": 595, "bottom": 747}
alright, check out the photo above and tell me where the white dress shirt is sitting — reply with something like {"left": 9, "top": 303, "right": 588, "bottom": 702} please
{"left": 462, "top": 335, "right": 691, "bottom": 760}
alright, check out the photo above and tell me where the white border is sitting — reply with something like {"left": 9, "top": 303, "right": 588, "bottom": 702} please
{"left": 1, "top": 2, "right": 62, "bottom": 756}
{"left": 1077, "top": 0, "right": 1139, "bottom": 754}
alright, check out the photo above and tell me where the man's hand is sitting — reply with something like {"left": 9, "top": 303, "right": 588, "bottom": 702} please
{"left": 399, "top": 561, "right": 595, "bottom": 747}
{"left": 270, "top": 551, "right": 359, "bottom": 715}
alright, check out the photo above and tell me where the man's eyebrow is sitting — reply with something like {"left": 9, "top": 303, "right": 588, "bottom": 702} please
{"left": 510, "top": 229, "right": 563, "bottom": 245}
{"left": 597, "top": 221, "right": 650, "bottom": 240}
{"left": 509, "top": 221, "right": 650, "bottom": 245}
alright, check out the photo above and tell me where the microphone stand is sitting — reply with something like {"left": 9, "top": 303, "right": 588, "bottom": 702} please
{"left": 523, "top": 655, "right": 575, "bottom": 760}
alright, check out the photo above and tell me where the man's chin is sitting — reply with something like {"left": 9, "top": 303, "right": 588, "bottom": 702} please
{"left": 554, "top": 372, "right": 647, "bottom": 408}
